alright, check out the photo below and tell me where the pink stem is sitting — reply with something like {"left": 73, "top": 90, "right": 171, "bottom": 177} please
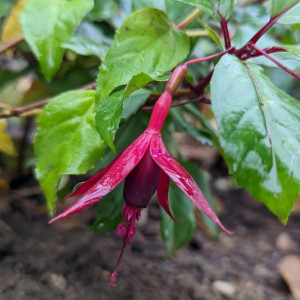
{"left": 185, "top": 48, "right": 232, "bottom": 66}
{"left": 220, "top": 18, "right": 231, "bottom": 49}
{"left": 248, "top": 0, "right": 300, "bottom": 45}
{"left": 249, "top": 43, "right": 300, "bottom": 81}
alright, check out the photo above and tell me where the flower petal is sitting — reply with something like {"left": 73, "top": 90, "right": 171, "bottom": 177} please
{"left": 49, "top": 132, "right": 152, "bottom": 223}
{"left": 157, "top": 170, "right": 178, "bottom": 223}
{"left": 66, "top": 167, "right": 109, "bottom": 198}
{"left": 150, "top": 135, "right": 232, "bottom": 235}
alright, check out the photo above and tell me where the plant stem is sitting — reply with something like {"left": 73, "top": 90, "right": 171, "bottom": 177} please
{"left": 185, "top": 48, "right": 232, "bottom": 66}
{"left": 141, "top": 95, "right": 210, "bottom": 110}
{"left": 0, "top": 36, "right": 24, "bottom": 54}
{"left": 185, "top": 30, "right": 209, "bottom": 37}
{"left": 249, "top": 44, "right": 300, "bottom": 80}
{"left": 177, "top": 9, "right": 202, "bottom": 30}
{"left": 194, "top": 70, "right": 214, "bottom": 94}
{"left": 0, "top": 82, "right": 97, "bottom": 118}
{"left": 220, "top": 18, "right": 231, "bottom": 49}
{"left": 248, "top": 0, "right": 300, "bottom": 44}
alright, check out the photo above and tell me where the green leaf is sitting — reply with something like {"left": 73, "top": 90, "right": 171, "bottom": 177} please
{"left": 35, "top": 90, "right": 105, "bottom": 215}
{"left": 20, "top": 0, "right": 94, "bottom": 81}
{"left": 180, "top": 161, "right": 219, "bottom": 237}
{"left": 198, "top": 19, "right": 222, "bottom": 46}
{"left": 96, "top": 8, "right": 189, "bottom": 104}
{"left": 172, "top": 107, "right": 214, "bottom": 145}
{"left": 131, "top": 0, "right": 165, "bottom": 11}
{"left": 174, "top": 0, "right": 235, "bottom": 20}
{"left": 273, "top": 45, "right": 300, "bottom": 62}
{"left": 270, "top": 0, "right": 299, "bottom": 18}
{"left": 89, "top": 182, "right": 124, "bottom": 233}
{"left": 211, "top": 54, "right": 300, "bottom": 223}
{"left": 62, "top": 35, "right": 109, "bottom": 60}
{"left": 125, "top": 73, "right": 169, "bottom": 98}
{"left": 86, "top": 0, "right": 118, "bottom": 21}
{"left": 122, "top": 88, "right": 152, "bottom": 120}
{"left": 184, "top": 104, "right": 219, "bottom": 145}
{"left": 278, "top": 3, "right": 300, "bottom": 24}
{"left": 95, "top": 89, "right": 125, "bottom": 153}
{"left": 95, "top": 88, "right": 151, "bottom": 151}
{"left": 161, "top": 180, "right": 195, "bottom": 257}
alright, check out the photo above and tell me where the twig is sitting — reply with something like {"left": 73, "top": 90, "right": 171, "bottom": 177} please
{"left": 0, "top": 82, "right": 97, "bottom": 118}
{"left": 0, "top": 36, "right": 24, "bottom": 54}
{"left": 177, "top": 9, "right": 202, "bottom": 30}
{"left": 185, "top": 30, "right": 209, "bottom": 37}
{"left": 185, "top": 48, "right": 232, "bottom": 66}
{"left": 141, "top": 95, "right": 210, "bottom": 110}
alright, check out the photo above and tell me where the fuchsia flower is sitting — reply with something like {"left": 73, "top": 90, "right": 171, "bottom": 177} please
{"left": 49, "top": 65, "right": 231, "bottom": 287}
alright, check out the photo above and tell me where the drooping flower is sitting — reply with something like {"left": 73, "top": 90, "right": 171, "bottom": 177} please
{"left": 49, "top": 65, "right": 231, "bottom": 287}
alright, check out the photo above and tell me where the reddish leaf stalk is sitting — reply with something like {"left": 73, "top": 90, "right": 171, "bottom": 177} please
{"left": 249, "top": 44, "right": 300, "bottom": 81}
{"left": 220, "top": 18, "right": 231, "bottom": 49}
{"left": 248, "top": 0, "right": 300, "bottom": 45}
{"left": 185, "top": 48, "right": 232, "bottom": 66}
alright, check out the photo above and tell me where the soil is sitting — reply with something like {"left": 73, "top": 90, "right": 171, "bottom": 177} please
{"left": 0, "top": 169, "right": 300, "bottom": 300}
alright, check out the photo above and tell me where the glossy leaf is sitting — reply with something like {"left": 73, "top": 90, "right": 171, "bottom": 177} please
{"left": 95, "top": 88, "right": 152, "bottom": 151}
{"left": 122, "top": 89, "right": 152, "bottom": 121}
{"left": 160, "top": 180, "right": 195, "bottom": 257}
{"left": 270, "top": 0, "right": 299, "bottom": 18}
{"left": 181, "top": 160, "right": 219, "bottom": 237}
{"left": 278, "top": 3, "right": 300, "bottom": 24}
{"left": 211, "top": 54, "right": 300, "bottom": 223}
{"left": 172, "top": 107, "right": 214, "bottom": 145}
{"left": 1, "top": 0, "right": 29, "bottom": 43}
{"left": 0, "top": 120, "right": 17, "bottom": 156}
{"left": 174, "top": 0, "right": 235, "bottom": 20}
{"left": 63, "top": 35, "right": 109, "bottom": 60}
{"left": 125, "top": 73, "right": 169, "bottom": 98}
{"left": 274, "top": 45, "right": 300, "bottom": 62}
{"left": 96, "top": 8, "right": 189, "bottom": 104}
{"left": 95, "top": 89, "right": 125, "bottom": 152}
{"left": 89, "top": 182, "right": 124, "bottom": 233}
{"left": 20, "top": 0, "right": 94, "bottom": 81}
{"left": 34, "top": 90, "right": 106, "bottom": 215}
{"left": 131, "top": 0, "right": 165, "bottom": 11}
{"left": 86, "top": 0, "right": 118, "bottom": 21}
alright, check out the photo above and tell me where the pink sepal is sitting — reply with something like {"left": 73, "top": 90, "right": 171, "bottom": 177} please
{"left": 150, "top": 135, "right": 232, "bottom": 235}
{"left": 49, "top": 132, "right": 152, "bottom": 224}
{"left": 156, "top": 170, "right": 178, "bottom": 223}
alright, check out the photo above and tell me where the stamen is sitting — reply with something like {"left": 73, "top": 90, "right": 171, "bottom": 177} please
{"left": 111, "top": 204, "right": 139, "bottom": 288}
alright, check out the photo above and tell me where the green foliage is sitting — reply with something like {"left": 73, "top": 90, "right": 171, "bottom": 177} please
{"left": 20, "top": 0, "right": 94, "bottom": 81}
{"left": 62, "top": 35, "right": 109, "bottom": 60}
{"left": 95, "top": 88, "right": 151, "bottom": 152}
{"left": 89, "top": 182, "right": 124, "bottom": 233}
{"left": 278, "top": 4, "right": 300, "bottom": 24}
{"left": 161, "top": 179, "right": 196, "bottom": 257}
{"left": 270, "top": 0, "right": 299, "bottom": 18}
{"left": 34, "top": 91, "right": 105, "bottom": 214}
{"left": 95, "top": 8, "right": 190, "bottom": 103}
{"left": 174, "top": 0, "right": 235, "bottom": 20}
{"left": 211, "top": 54, "right": 300, "bottom": 223}
{"left": 172, "top": 107, "right": 214, "bottom": 145}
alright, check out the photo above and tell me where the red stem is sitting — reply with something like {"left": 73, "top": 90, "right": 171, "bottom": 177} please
{"left": 220, "top": 18, "right": 231, "bottom": 49}
{"left": 249, "top": 44, "right": 300, "bottom": 81}
{"left": 248, "top": 0, "right": 300, "bottom": 44}
{"left": 185, "top": 48, "right": 232, "bottom": 66}
{"left": 141, "top": 96, "right": 210, "bottom": 111}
